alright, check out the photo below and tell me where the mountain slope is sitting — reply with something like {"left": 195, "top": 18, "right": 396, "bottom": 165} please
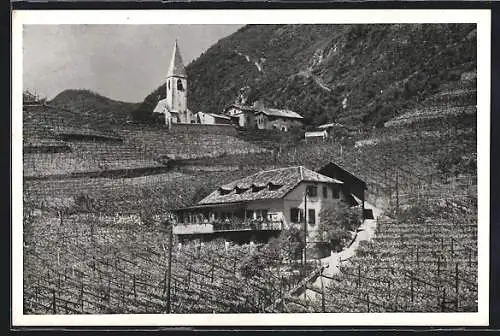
{"left": 133, "top": 24, "right": 476, "bottom": 128}
{"left": 50, "top": 89, "right": 139, "bottom": 128}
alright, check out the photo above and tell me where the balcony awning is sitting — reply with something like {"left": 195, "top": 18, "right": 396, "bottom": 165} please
{"left": 172, "top": 201, "right": 249, "bottom": 212}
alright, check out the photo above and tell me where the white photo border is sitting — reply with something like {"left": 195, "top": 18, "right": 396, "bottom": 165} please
{"left": 11, "top": 9, "right": 491, "bottom": 327}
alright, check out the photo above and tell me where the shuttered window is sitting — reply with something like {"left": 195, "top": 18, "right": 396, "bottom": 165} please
{"left": 307, "top": 185, "right": 318, "bottom": 197}
{"left": 332, "top": 185, "right": 340, "bottom": 198}
{"left": 290, "top": 208, "right": 301, "bottom": 223}
{"left": 308, "top": 209, "right": 316, "bottom": 225}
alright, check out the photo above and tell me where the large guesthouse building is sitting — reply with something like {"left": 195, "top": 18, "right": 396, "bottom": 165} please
{"left": 172, "top": 166, "right": 361, "bottom": 243}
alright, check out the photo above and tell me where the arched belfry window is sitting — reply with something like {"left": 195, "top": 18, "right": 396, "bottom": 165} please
{"left": 168, "top": 80, "right": 170, "bottom": 90}
{"left": 177, "top": 79, "right": 184, "bottom": 91}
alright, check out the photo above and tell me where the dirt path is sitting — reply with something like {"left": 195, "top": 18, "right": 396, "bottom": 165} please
{"left": 301, "top": 201, "right": 383, "bottom": 301}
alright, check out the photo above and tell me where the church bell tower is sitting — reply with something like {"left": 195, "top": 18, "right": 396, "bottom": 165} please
{"left": 166, "top": 40, "right": 190, "bottom": 123}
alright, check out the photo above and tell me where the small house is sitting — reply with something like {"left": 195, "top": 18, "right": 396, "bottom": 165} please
{"left": 195, "top": 112, "right": 233, "bottom": 125}
{"left": 223, "top": 104, "right": 257, "bottom": 128}
{"left": 254, "top": 107, "right": 303, "bottom": 132}
{"left": 223, "top": 104, "right": 303, "bottom": 132}
{"left": 172, "top": 166, "right": 362, "bottom": 243}
{"left": 317, "top": 162, "right": 370, "bottom": 219}
{"left": 304, "top": 130, "right": 328, "bottom": 141}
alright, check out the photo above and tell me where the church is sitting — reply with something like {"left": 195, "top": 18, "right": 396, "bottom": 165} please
{"left": 153, "top": 40, "right": 193, "bottom": 126}
{"left": 152, "top": 41, "right": 303, "bottom": 132}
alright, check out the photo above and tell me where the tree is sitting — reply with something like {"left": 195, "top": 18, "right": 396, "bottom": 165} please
{"left": 318, "top": 202, "right": 362, "bottom": 252}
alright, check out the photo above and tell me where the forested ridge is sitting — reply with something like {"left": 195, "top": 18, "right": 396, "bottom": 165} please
{"left": 133, "top": 24, "right": 476, "bottom": 128}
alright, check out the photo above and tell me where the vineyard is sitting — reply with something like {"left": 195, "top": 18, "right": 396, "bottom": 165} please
{"left": 23, "top": 208, "right": 314, "bottom": 314}
{"left": 270, "top": 194, "right": 478, "bottom": 313}
{"left": 22, "top": 71, "right": 478, "bottom": 313}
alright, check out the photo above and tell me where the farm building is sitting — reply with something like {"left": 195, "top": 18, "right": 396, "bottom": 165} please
{"left": 304, "top": 130, "right": 328, "bottom": 141}
{"left": 153, "top": 40, "right": 193, "bottom": 125}
{"left": 195, "top": 112, "right": 233, "bottom": 125}
{"left": 23, "top": 90, "right": 42, "bottom": 106}
{"left": 317, "top": 162, "right": 370, "bottom": 219}
{"left": 223, "top": 103, "right": 303, "bottom": 132}
{"left": 172, "top": 166, "right": 362, "bottom": 243}
{"left": 223, "top": 104, "right": 257, "bottom": 128}
{"left": 316, "top": 122, "right": 348, "bottom": 137}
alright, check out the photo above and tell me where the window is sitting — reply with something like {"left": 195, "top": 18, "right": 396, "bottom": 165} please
{"left": 332, "top": 185, "right": 340, "bottom": 199}
{"left": 306, "top": 185, "right": 318, "bottom": 197}
{"left": 168, "top": 80, "right": 170, "bottom": 90}
{"left": 323, "top": 186, "right": 328, "bottom": 198}
{"left": 290, "top": 208, "right": 302, "bottom": 223}
{"left": 268, "top": 182, "right": 282, "bottom": 191}
{"left": 308, "top": 209, "right": 316, "bottom": 225}
{"left": 256, "top": 209, "right": 268, "bottom": 220}
{"left": 177, "top": 79, "right": 184, "bottom": 91}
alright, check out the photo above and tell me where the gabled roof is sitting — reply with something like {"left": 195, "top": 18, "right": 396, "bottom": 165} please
{"left": 255, "top": 107, "right": 303, "bottom": 119}
{"left": 223, "top": 104, "right": 256, "bottom": 114}
{"left": 198, "top": 166, "right": 342, "bottom": 205}
{"left": 317, "top": 122, "right": 345, "bottom": 129}
{"left": 208, "top": 113, "right": 231, "bottom": 120}
{"left": 224, "top": 104, "right": 303, "bottom": 119}
{"left": 317, "top": 162, "right": 367, "bottom": 190}
{"left": 305, "top": 130, "right": 327, "bottom": 137}
{"left": 153, "top": 98, "right": 168, "bottom": 113}
{"left": 167, "top": 40, "right": 187, "bottom": 78}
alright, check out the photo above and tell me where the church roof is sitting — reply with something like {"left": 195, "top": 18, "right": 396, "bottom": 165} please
{"left": 167, "top": 40, "right": 187, "bottom": 78}
{"left": 153, "top": 99, "right": 167, "bottom": 113}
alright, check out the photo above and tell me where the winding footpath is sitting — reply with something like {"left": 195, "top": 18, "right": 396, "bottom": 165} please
{"left": 302, "top": 201, "right": 383, "bottom": 302}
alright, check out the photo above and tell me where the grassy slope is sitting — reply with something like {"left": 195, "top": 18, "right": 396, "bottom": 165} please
{"left": 49, "top": 89, "right": 140, "bottom": 129}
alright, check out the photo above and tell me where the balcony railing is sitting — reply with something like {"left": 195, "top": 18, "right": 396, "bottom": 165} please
{"left": 212, "top": 218, "right": 283, "bottom": 232}
{"left": 173, "top": 223, "right": 213, "bottom": 235}
{"left": 173, "top": 218, "right": 283, "bottom": 235}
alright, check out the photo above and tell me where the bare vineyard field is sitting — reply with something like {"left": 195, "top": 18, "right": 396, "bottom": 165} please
{"left": 23, "top": 210, "right": 312, "bottom": 314}
{"left": 22, "top": 92, "right": 478, "bottom": 313}
{"left": 283, "top": 195, "right": 478, "bottom": 313}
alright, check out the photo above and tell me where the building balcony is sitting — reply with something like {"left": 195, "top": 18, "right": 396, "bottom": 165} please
{"left": 173, "top": 218, "right": 283, "bottom": 235}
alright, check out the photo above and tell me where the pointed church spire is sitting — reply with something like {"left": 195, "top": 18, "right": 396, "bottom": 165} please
{"left": 167, "top": 39, "right": 187, "bottom": 78}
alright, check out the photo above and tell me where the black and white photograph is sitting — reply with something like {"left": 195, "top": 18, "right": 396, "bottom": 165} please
{"left": 11, "top": 9, "right": 490, "bottom": 326}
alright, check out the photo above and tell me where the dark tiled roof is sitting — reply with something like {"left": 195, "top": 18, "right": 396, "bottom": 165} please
{"left": 208, "top": 113, "right": 231, "bottom": 120}
{"left": 255, "top": 107, "right": 303, "bottom": 119}
{"left": 198, "top": 166, "right": 342, "bottom": 205}
{"left": 224, "top": 104, "right": 303, "bottom": 119}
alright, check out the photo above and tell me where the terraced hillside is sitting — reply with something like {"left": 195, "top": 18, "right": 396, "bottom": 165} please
{"left": 22, "top": 38, "right": 478, "bottom": 313}
{"left": 274, "top": 193, "right": 477, "bottom": 313}
{"left": 117, "top": 126, "right": 268, "bottom": 160}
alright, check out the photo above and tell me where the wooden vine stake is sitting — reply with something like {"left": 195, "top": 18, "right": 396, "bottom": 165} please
{"left": 410, "top": 272, "right": 414, "bottom": 303}
{"left": 357, "top": 265, "right": 361, "bottom": 288}
{"left": 366, "top": 293, "right": 370, "bottom": 313}
{"left": 455, "top": 263, "right": 459, "bottom": 310}
{"left": 52, "top": 288, "right": 57, "bottom": 314}
{"left": 468, "top": 248, "right": 472, "bottom": 267}
{"left": 321, "top": 274, "right": 325, "bottom": 313}
{"left": 441, "top": 288, "right": 446, "bottom": 312}
{"left": 133, "top": 274, "right": 137, "bottom": 300}
{"left": 79, "top": 281, "right": 84, "bottom": 312}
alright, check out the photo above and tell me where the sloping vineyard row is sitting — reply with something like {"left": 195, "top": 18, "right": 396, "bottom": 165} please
{"left": 23, "top": 210, "right": 305, "bottom": 314}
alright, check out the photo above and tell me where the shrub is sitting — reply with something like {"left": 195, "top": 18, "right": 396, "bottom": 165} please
{"left": 318, "top": 202, "right": 362, "bottom": 252}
